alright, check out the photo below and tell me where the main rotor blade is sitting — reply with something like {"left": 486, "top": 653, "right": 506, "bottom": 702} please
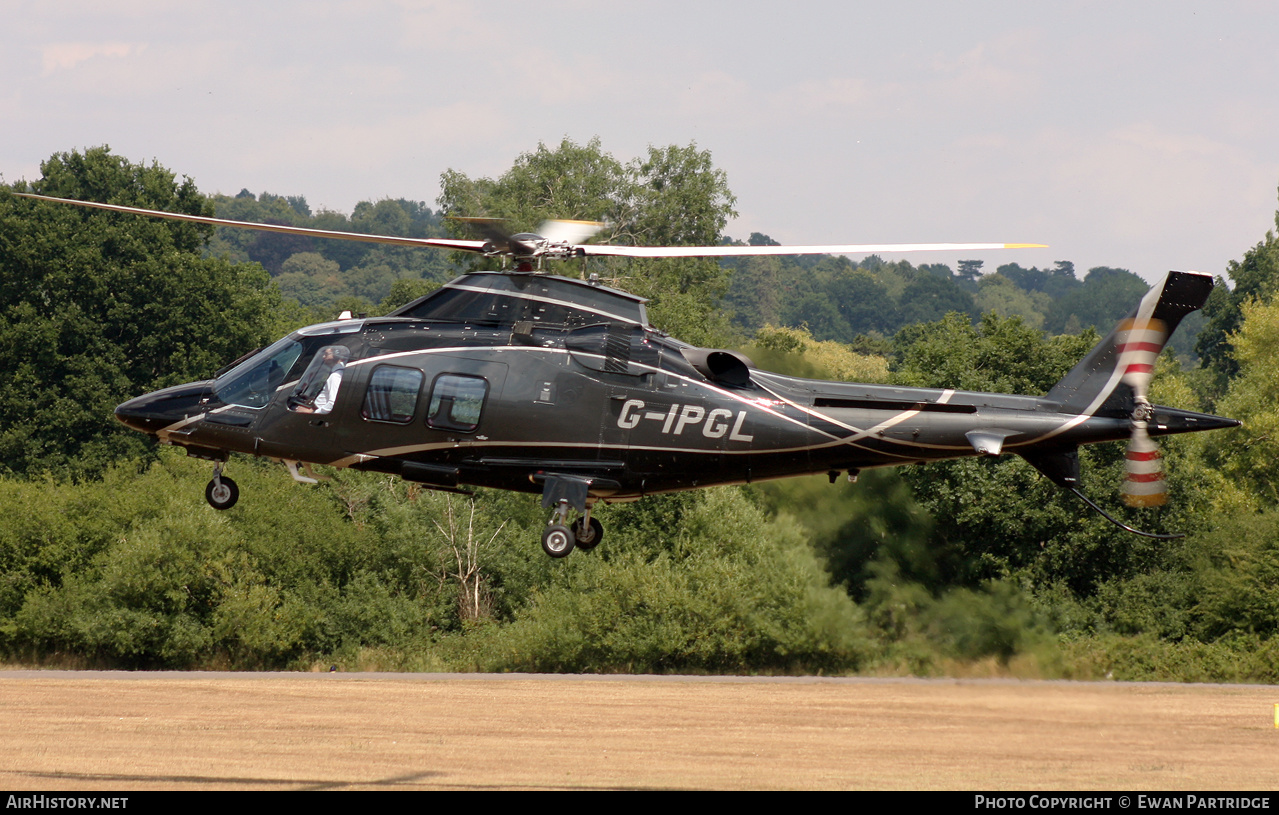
{"left": 581, "top": 242, "right": 1047, "bottom": 258}
{"left": 12, "top": 193, "right": 490, "bottom": 253}
{"left": 537, "top": 219, "right": 606, "bottom": 245}
{"left": 449, "top": 216, "right": 605, "bottom": 251}
{"left": 14, "top": 193, "right": 1046, "bottom": 260}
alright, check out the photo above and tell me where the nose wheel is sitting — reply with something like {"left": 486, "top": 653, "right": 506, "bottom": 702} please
{"left": 205, "top": 464, "right": 239, "bottom": 510}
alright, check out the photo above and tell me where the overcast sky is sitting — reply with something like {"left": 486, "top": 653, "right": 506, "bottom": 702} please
{"left": 5, "top": 1, "right": 1277, "bottom": 283}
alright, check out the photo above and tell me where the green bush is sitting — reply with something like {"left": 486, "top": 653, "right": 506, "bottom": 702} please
{"left": 464, "top": 489, "right": 870, "bottom": 673}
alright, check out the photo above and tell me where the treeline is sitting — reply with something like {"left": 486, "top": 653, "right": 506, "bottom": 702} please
{"left": 204, "top": 190, "right": 453, "bottom": 319}
{"left": 723, "top": 250, "right": 1204, "bottom": 362}
{"left": 214, "top": 151, "right": 1198, "bottom": 363}
{"left": 2, "top": 142, "right": 1278, "bottom": 680}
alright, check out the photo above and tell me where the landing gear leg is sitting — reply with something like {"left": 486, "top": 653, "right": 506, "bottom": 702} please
{"left": 536, "top": 475, "right": 607, "bottom": 557}
{"left": 205, "top": 463, "right": 239, "bottom": 510}
{"left": 541, "top": 499, "right": 575, "bottom": 558}
{"left": 570, "top": 502, "right": 603, "bottom": 551}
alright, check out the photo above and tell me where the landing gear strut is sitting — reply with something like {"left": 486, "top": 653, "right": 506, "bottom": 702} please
{"left": 536, "top": 474, "right": 609, "bottom": 558}
{"left": 541, "top": 499, "right": 575, "bottom": 557}
{"left": 540, "top": 499, "right": 604, "bottom": 558}
{"left": 570, "top": 508, "right": 603, "bottom": 551}
{"left": 205, "top": 463, "right": 239, "bottom": 510}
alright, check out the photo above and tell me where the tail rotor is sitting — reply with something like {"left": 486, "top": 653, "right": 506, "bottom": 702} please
{"left": 1117, "top": 317, "right": 1168, "bottom": 508}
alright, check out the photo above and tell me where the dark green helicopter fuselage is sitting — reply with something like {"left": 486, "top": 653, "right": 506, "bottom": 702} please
{"left": 116, "top": 270, "right": 1235, "bottom": 507}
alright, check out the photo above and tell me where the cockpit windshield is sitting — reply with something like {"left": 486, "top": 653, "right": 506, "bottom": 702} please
{"left": 213, "top": 337, "right": 304, "bottom": 408}
{"left": 213, "top": 319, "right": 365, "bottom": 409}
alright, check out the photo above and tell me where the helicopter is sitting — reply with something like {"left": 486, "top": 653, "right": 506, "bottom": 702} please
{"left": 16, "top": 192, "right": 1241, "bottom": 556}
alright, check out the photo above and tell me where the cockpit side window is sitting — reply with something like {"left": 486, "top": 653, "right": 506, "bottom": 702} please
{"left": 213, "top": 339, "right": 303, "bottom": 408}
{"left": 427, "top": 374, "right": 488, "bottom": 432}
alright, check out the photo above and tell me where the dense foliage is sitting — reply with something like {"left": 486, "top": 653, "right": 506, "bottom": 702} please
{"left": 722, "top": 253, "right": 1206, "bottom": 363}
{"left": 205, "top": 188, "right": 455, "bottom": 321}
{"left": 2, "top": 144, "right": 1278, "bottom": 681}
{"left": 0, "top": 149, "right": 282, "bottom": 478}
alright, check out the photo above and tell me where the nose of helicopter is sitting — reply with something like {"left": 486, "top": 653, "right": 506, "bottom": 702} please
{"left": 115, "top": 382, "right": 214, "bottom": 435}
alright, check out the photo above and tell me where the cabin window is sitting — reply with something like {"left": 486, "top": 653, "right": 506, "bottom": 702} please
{"left": 362, "top": 366, "right": 424, "bottom": 424}
{"left": 427, "top": 374, "right": 488, "bottom": 432}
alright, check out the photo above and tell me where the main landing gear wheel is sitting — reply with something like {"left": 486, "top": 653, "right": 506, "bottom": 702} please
{"left": 570, "top": 517, "right": 604, "bottom": 551}
{"left": 205, "top": 476, "right": 239, "bottom": 510}
{"left": 541, "top": 524, "right": 575, "bottom": 558}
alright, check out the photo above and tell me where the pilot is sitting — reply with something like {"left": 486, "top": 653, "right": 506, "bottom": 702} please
{"left": 295, "top": 346, "right": 349, "bottom": 415}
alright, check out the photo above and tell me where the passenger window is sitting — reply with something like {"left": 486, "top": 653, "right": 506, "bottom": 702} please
{"left": 362, "top": 366, "right": 424, "bottom": 424}
{"left": 428, "top": 374, "right": 488, "bottom": 432}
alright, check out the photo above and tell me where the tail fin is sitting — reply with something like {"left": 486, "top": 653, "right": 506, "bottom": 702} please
{"left": 1045, "top": 271, "right": 1213, "bottom": 416}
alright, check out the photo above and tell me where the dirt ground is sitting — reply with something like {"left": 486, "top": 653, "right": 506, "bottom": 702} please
{"left": 0, "top": 672, "right": 1275, "bottom": 790}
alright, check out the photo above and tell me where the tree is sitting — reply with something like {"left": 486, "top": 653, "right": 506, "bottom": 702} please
{"left": 895, "top": 273, "right": 977, "bottom": 326}
{"left": 380, "top": 278, "right": 441, "bottom": 313}
{"left": 722, "top": 255, "right": 785, "bottom": 329}
{"left": 208, "top": 192, "right": 456, "bottom": 308}
{"left": 275, "top": 251, "right": 345, "bottom": 308}
{"left": 745, "top": 324, "right": 890, "bottom": 384}
{"left": 1195, "top": 190, "right": 1279, "bottom": 394}
{"left": 464, "top": 488, "right": 870, "bottom": 673}
{"left": 975, "top": 274, "right": 1050, "bottom": 329}
{"left": 889, "top": 312, "right": 1176, "bottom": 593}
{"left": 893, "top": 311, "right": 1093, "bottom": 396}
{"left": 1043, "top": 267, "right": 1147, "bottom": 335}
{"left": 0, "top": 147, "right": 282, "bottom": 478}
{"left": 829, "top": 269, "right": 899, "bottom": 337}
{"left": 997, "top": 261, "right": 1081, "bottom": 301}
{"left": 437, "top": 138, "right": 739, "bottom": 345}
{"left": 1208, "top": 294, "right": 1279, "bottom": 503}
{"left": 957, "top": 259, "right": 984, "bottom": 284}
{"left": 430, "top": 494, "right": 506, "bottom": 624}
